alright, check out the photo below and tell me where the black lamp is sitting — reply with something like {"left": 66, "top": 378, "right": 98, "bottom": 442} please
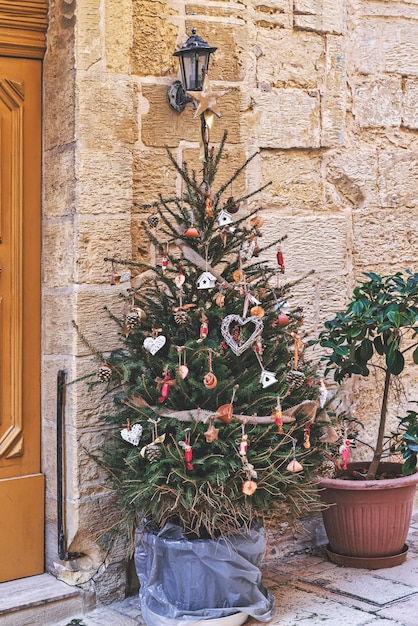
{"left": 168, "top": 28, "right": 217, "bottom": 112}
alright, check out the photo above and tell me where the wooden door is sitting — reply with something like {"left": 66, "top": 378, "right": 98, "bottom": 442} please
{"left": 0, "top": 57, "right": 43, "bottom": 583}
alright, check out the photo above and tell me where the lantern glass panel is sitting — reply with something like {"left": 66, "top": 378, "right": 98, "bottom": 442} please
{"left": 180, "top": 51, "right": 210, "bottom": 91}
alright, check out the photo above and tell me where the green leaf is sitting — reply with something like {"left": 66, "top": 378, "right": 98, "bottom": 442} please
{"left": 386, "top": 347, "right": 405, "bottom": 375}
{"left": 358, "top": 338, "right": 373, "bottom": 363}
{"left": 413, "top": 345, "right": 418, "bottom": 365}
{"left": 373, "top": 335, "right": 385, "bottom": 355}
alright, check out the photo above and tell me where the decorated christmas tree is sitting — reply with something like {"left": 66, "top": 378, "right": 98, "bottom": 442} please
{"left": 79, "top": 120, "right": 333, "bottom": 545}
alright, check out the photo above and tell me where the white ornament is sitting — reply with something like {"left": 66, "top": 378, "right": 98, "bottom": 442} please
{"left": 216, "top": 209, "right": 233, "bottom": 227}
{"left": 220, "top": 314, "right": 264, "bottom": 356}
{"left": 121, "top": 423, "right": 143, "bottom": 446}
{"left": 259, "top": 369, "right": 278, "bottom": 388}
{"left": 143, "top": 335, "right": 166, "bottom": 355}
{"left": 197, "top": 271, "right": 217, "bottom": 290}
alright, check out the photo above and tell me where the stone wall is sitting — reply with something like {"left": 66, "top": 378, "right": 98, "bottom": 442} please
{"left": 42, "top": 0, "right": 418, "bottom": 601}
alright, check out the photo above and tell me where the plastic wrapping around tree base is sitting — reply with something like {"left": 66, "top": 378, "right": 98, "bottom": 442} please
{"left": 134, "top": 523, "right": 276, "bottom": 625}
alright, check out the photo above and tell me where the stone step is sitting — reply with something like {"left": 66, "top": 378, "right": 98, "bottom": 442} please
{"left": 0, "top": 573, "right": 89, "bottom": 626}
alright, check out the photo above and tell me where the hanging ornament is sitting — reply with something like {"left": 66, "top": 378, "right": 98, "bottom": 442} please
{"left": 187, "top": 74, "right": 227, "bottom": 119}
{"left": 287, "top": 439, "right": 303, "bottom": 473}
{"left": 249, "top": 214, "right": 264, "bottom": 230}
{"left": 215, "top": 292, "right": 225, "bottom": 308}
{"left": 174, "top": 266, "right": 185, "bottom": 289}
{"left": 176, "top": 346, "right": 189, "bottom": 379}
{"left": 220, "top": 314, "right": 264, "bottom": 356}
{"left": 204, "top": 418, "right": 219, "bottom": 443}
{"left": 147, "top": 213, "right": 159, "bottom": 229}
{"left": 109, "top": 259, "right": 121, "bottom": 285}
{"left": 143, "top": 328, "right": 166, "bottom": 355}
{"left": 225, "top": 196, "right": 240, "bottom": 214}
{"left": 232, "top": 268, "right": 245, "bottom": 283}
{"left": 290, "top": 332, "right": 304, "bottom": 369}
{"left": 203, "top": 349, "right": 217, "bottom": 389}
{"left": 98, "top": 363, "right": 112, "bottom": 382}
{"left": 250, "top": 305, "right": 265, "bottom": 318}
{"left": 216, "top": 209, "right": 233, "bottom": 228}
{"left": 156, "top": 367, "right": 175, "bottom": 403}
{"left": 303, "top": 423, "right": 311, "bottom": 449}
{"left": 274, "top": 312, "right": 290, "bottom": 327}
{"left": 286, "top": 369, "right": 306, "bottom": 388}
{"left": 216, "top": 385, "right": 238, "bottom": 424}
{"left": 184, "top": 226, "right": 200, "bottom": 238}
{"left": 319, "top": 379, "right": 328, "bottom": 408}
{"left": 239, "top": 423, "right": 249, "bottom": 457}
{"left": 205, "top": 196, "right": 214, "bottom": 218}
{"left": 120, "top": 419, "right": 143, "bottom": 446}
{"left": 272, "top": 397, "right": 284, "bottom": 434}
{"left": 259, "top": 369, "right": 278, "bottom": 388}
{"left": 197, "top": 271, "right": 217, "bottom": 289}
{"left": 240, "top": 234, "right": 257, "bottom": 261}
{"left": 277, "top": 245, "right": 285, "bottom": 274}
{"left": 140, "top": 418, "right": 166, "bottom": 462}
{"left": 197, "top": 311, "right": 209, "bottom": 343}
{"left": 242, "top": 479, "right": 258, "bottom": 496}
{"left": 179, "top": 428, "right": 194, "bottom": 470}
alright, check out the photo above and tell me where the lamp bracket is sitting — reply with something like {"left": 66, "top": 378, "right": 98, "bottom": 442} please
{"left": 168, "top": 80, "right": 194, "bottom": 112}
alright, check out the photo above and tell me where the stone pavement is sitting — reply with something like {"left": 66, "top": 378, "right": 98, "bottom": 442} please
{"left": 55, "top": 514, "right": 418, "bottom": 626}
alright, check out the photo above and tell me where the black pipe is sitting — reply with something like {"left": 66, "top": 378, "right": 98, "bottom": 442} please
{"left": 57, "top": 369, "right": 85, "bottom": 560}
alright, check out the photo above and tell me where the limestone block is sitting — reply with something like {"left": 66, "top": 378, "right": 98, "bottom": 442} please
{"left": 43, "top": 146, "right": 76, "bottom": 218}
{"left": 254, "top": 1, "right": 292, "bottom": 29}
{"left": 325, "top": 147, "right": 378, "bottom": 207}
{"left": 76, "top": 75, "right": 137, "bottom": 150}
{"left": 76, "top": 0, "right": 101, "bottom": 71}
{"left": 186, "top": 2, "right": 247, "bottom": 19}
{"left": 75, "top": 430, "right": 111, "bottom": 496}
{"left": 133, "top": 148, "right": 177, "bottom": 205}
{"left": 105, "top": 0, "right": 132, "bottom": 73}
{"left": 141, "top": 85, "right": 241, "bottom": 148}
{"left": 260, "top": 150, "right": 323, "bottom": 210}
{"left": 131, "top": 215, "right": 153, "bottom": 266}
{"left": 255, "top": 30, "right": 324, "bottom": 89}
{"left": 352, "top": 206, "right": 418, "bottom": 270}
{"left": 43, "top": 5, "right": 75, "bottom": 150}
{"left": 382, "top": 20, "right": 418, "bottom": 76}
{"left": 353, "top": 77, "right": 402, "bottom": 128}
{"left": 253, "top": 89, "right": 320, "bottom": 149}
{"left": 351, "top": 21, "right": 380, "bottom": 75}
{"left": 294, "top": 0, "right": 345, "bottom": 35}
{"left": 184, "top": 20, "right": 243, "bottom": 82}
{"left": 322, "top": 35, "right": 346, "bottom": 146}
{"left": 42, "top": 291, "right": 76, "bottom": 355}
{"left": 378, "top": 150, "right": 418, "bottom": 208}
{"left": 42, "top": 422, "right": 58, "bottom": 500}
{"left": 402, "top": 79, "right": 418, "bottom": 129}
{"left": 74, "top": 215, "right": 132, "bottom": 284}
{"left": 43, "top": 219, "right": 76, "bottom": 288}
{"left": 132, "top": 0, "right": 178, "bottom": 77}
{"left": 77, "top": 149, "right": 133, "bottom": 214}
{"left": 261, "top": 212, "right": 348, "bottom": 276}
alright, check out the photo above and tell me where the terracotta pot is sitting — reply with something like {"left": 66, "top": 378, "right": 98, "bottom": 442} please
{"left": 319, "top": 462, "right": 418, "bottom": 568}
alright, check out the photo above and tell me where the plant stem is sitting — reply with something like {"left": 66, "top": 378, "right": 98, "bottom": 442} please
{"left": 367, "top": 369, "right": 391, "bottom": 480}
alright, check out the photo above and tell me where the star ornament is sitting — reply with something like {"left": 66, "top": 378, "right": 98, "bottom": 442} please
{"left": 187, "top": 75, "right": 228, "bottom": 119}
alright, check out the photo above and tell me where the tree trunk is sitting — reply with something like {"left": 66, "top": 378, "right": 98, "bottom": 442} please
{"left": 366, "top": 369, "right": 391, "bottom": 480}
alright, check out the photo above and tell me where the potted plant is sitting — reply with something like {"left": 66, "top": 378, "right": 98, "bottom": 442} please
{"left": 79, "top": 134, "right": 332, "bottom": 624}
{"left": 317, "top": 271, "right": 418, "bottom": 568}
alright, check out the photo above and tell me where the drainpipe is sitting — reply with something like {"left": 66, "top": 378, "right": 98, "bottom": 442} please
{"left": 57, "top": 369, "right": 85, "bottom": 560}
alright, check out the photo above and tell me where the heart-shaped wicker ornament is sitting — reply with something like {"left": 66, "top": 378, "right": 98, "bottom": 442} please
{"left": 143, "top": 335, "right": 166, "bottom": 355}
{"left": 220, "top": 315, "right": 264, "bottom": 356}
{"left": 120, "top": 423, "right": 143, "bottom": 446}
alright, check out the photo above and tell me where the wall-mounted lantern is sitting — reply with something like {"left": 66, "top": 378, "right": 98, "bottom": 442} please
{"left": 168, "top": 28, "right": 217, "bottom": 112}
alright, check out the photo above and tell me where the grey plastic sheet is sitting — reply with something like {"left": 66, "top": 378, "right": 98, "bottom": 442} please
{"left": 134, "top": 523, "right": 275, "bottom": 625}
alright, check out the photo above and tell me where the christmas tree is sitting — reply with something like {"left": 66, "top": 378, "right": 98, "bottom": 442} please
{"left": 80, "top": 120, "right": 332, "bottom": 544}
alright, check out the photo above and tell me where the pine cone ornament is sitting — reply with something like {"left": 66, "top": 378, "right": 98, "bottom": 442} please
{"left": 125, "top": 309, "right": 141, "bottom": 330}
{"left": 147, "top": 214, "right": 159, "bottom": 228}
{"left": 174, "top": 309, "right": 189, "bottom": 325}
{"left": 98, "top": 364, "right": 112, "bottom": 382}
{"left": 286, "top": 369, "right": 306, "bottom": 388}
{"left": 145, "top": 444, "right": 162, "bottom": 462}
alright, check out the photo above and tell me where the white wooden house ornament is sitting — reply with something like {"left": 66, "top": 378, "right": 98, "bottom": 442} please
{"left": 259, "top": 369, "right": 278, "bottom": 388}
{"left": 197, "top": 271, "right": 217, "bottom": 290}
{"left": 216, "top": 209, "right": 233, "bottom": 227}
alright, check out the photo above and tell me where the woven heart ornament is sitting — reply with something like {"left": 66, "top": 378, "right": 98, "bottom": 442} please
{"left": 143, "top": 335, "right": 166, "bottom": 355}
{"left": 121, "top": 423, "right": 143, "bottom": 446}
{"left": 220, "top": 315, "right": 264, "bottom": 356}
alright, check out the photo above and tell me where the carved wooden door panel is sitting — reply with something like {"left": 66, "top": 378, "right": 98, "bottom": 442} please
{"left": 0, "top": 57, "right": 43, "bottom": 583}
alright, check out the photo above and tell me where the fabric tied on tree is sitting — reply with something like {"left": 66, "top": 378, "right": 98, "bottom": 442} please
{"left": 134, "top": 523, "right": 275, "bottom": 625}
